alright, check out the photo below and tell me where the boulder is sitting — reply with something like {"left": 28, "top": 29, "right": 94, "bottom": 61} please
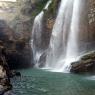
{"left": 70, "top": 51, "right": 95, "bottom": 73}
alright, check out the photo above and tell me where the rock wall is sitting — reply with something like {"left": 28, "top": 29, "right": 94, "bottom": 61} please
{"left": 85, "top": 0, "right": 95, "bottom": 51}
{"left": 88, "top": 0, "right": 95, "bottom": 42}
{"left": 0, "top": 0, "right": 49, "bottom": 69}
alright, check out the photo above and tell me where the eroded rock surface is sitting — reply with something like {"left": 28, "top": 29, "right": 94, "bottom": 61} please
{"left": 70, "top": 51, "right": 95, "bottom": 73}
{"left": 0, "top": 46, "right": 12, "bottom": 95}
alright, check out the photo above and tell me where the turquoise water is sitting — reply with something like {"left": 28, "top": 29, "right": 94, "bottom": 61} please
{"left": 11, "top": 68, "right": 95, "bottom": 95}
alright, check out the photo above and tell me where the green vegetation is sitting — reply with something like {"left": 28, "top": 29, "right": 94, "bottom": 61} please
{"left": 31, "top": 0, "right": 49, "bottom": 17}
{"left": 47, "top": 0, "right": 60, "bottom": 16}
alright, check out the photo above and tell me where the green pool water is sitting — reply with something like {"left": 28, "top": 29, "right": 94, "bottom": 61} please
{"left": 11, "top": 68, "right": 95, "bottom": 95}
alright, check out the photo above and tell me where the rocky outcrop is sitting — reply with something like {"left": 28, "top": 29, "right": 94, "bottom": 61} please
{"left": 70, "top": 51, "right": 95, "bottom": 73}
{"left": 0, "top": 46, "right": 12, "bottom": 95}
{"left": 0, "top": 42, "right": 22, "bottom": 94}
{"left": 0, "top": 20, "right": 33, "bottom": 69}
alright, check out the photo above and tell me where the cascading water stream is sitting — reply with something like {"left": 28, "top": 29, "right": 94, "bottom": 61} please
{"left": 31, "top": 0, "right": 52, "bottom": 67}
{"left": 45, "top": 0, "right": 69, "bottom": 70}
{"left": 62, "top": 0, "right": 81, "bottom": 72}
{"left": 45, "top": 0, "right": 82, "bottom": 72}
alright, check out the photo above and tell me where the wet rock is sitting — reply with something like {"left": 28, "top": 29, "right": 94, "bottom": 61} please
{"left": 9, "top": 70, "right": 21, "bottom": 78}
{"left": 0, "top": 67, "right": 12, "bottom": 94}
{"left": 70, "top": 51, "right": 95, "bottom": 73}
{"left": 3, "top": 91, "right": 13, "bottom": 95}
{"left": 0, "top": 45, "right": 12, "bottom": 94}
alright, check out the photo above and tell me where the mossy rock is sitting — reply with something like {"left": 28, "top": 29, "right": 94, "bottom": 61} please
{"left": 81, "top": 52, "right": 95, "bottom": 61}
{"left": 71, "top": 51, "right": 95, "bottom": 73}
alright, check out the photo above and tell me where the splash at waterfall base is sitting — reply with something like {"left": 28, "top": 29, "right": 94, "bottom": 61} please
{"left": 42, "top": 51, "right": 95, "bottom": 74}
{"left": 44, "top": 56, "right": 79, "bottom": 73}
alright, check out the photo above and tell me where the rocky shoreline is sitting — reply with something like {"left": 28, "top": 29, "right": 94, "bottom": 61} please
{"left": 0, "top": 43, "right": 21, "bottom": 95}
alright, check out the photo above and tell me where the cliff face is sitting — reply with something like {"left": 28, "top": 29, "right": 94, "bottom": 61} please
{"left": 0, "top": 0, "right": 57, "bottom": 69}
{"left": 88, "top": 0, "right": 95, "bottom": 42}
{"left": 0, "top": 0, "right": 49, "bottom": 69}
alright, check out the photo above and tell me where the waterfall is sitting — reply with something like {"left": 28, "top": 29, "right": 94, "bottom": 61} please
{"left": 45, "top": 0, "right": 83, "bottom": 72}
{"left": 31, "top": 0, "right": 88, "bottom": 72}
{"left": 31, "top": 0, "right": 52, "bottom": 67}
{"left": 62, "top": 0, "right": 81, "bottom": 72}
